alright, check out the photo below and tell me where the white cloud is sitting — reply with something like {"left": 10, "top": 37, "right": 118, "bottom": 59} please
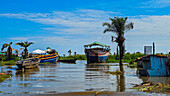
{"left": 0, "top": 9, "right": 170, "bottom": 54}
{"left": 127, "top": 15, "right": 170, "bottom": 35}
{"left": 9, "top": 37, "right": 44, "bottom": 40}
{"left": 141, "top": 0, "right": 170, "bottom": 8}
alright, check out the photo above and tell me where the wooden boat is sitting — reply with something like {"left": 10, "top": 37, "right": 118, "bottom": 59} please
{"left": 58, "top": 58, "right": 77, "bottom": 63}
{"left": 84, "top": 42, "right": 110, "bottom": 63}
{"left": 36, "top": 53, "right": 59, "bottom": 63}
{"left": 16, "top": 58, "right": 40, "bottom": 69}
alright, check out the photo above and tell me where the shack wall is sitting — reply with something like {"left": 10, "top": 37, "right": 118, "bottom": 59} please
{"left": 143, "top": 61, "right": 151, "bottom": 69}
{"left": 147, "top": 56, "right": 168, "bottom": 76}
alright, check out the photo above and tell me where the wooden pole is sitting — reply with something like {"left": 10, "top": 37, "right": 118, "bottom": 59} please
{"left": 153, "top": 42, "right": 155, "bottom": 55}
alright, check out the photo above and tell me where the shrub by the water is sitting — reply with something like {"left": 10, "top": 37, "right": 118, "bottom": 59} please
{"left": 60, "top": 52, "right": 145, "bottom": 63}
{"left": 60, "top": 54, "right": 87, "bottom": 60}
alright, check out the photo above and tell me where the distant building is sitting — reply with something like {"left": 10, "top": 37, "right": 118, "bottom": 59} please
{"left": 144, "top": 46, "right": 152, "bottom": 55}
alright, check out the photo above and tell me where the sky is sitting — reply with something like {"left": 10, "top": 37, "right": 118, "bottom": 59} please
{"left": 0, "top": 0, "right": 170, "bottom": 55}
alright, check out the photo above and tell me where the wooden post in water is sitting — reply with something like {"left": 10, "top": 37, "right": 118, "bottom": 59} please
{"left": 22, "top": 66, "right": 24, "bottom": 72}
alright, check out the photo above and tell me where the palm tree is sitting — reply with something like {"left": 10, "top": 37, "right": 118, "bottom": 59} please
{"left": 103, "top": 17, "right": 133, "bottom": 72}
{"left": 74, "top": 52, "right": 77, "bottom": 56}
{"left": 16, "top": 41, "right": 34, "bottom": 59}
{"left": 1, "top": 42, "right": 13, "bottom": 60}
{"left": 68, "top": 49, "right": 71, "bottom": 56}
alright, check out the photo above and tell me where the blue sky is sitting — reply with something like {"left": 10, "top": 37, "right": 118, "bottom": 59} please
{"left": 0, "top": 0, "right": 170, "bottom": 55}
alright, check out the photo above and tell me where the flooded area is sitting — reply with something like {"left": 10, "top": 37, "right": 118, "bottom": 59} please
{"left": 0, "top": 60, "right": 169, "bottom": 95}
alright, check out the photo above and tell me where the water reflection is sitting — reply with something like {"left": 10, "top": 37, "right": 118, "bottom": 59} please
{"left": 116, "top": 74, "right": 125, "bottom": 92}
{"left": 85, "top": 63, "right": 110, "bottom": 71}
{"left": 0, "top": 61, "right": 169, "bottom": 95}
{"left": 16, "top": 67, "right": 40, "bottom": 78}
{"left": 85, "top": 63, "right": 111, "bottom": 91}
{"left": 85, "top": 63, "right": 126, "bottom": 92}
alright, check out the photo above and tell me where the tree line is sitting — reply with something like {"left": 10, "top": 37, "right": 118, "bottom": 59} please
{"left": 1, "top": 41, "right": 34, "bottom": 61}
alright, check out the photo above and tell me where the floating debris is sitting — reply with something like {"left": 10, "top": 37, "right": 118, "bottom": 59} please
{"left": 131, "top": 81, "right": 170, "bottom": 93}
{"left": 105, "top": 70, "right": 123, "bottom": 75}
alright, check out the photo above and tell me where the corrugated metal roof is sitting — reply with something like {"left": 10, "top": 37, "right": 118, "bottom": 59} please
{"left": 134, "top": 54, "right": 168, "bottom": 62}
{"left": 84, "top": 42, "right": 109, "bottom": 47}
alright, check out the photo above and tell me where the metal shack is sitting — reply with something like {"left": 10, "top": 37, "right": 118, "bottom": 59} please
{"left": 135, "top": 55, "right": 170, "bottom": 77}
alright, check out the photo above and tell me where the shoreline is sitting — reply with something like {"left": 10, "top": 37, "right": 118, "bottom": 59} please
{"left": 33, "top": 91, "right": 168, "bottom": 96}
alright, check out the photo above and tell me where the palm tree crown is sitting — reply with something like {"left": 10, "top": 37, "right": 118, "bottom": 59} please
{"left": 68, "top": 49, "right": 71, "bottom": 56}
{"left": 1, "top": 42, "right": 12, "bottom": 51}
{"left": 1, "top": 42, "right": 13, "bottom": 60}
{"left": 103, "top": 17, "right": 133, "bottom": 43}
{"left": 16, "top": 41, "right": 34, "bottom": 48}
{"left": 16, "top": 41, "right": 34, "bottom": 59}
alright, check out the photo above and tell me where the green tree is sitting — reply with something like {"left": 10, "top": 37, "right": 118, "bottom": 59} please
{"left": 1, "top": 42, "right": 13, "bottom": 60}
{"left": 103, "top": 17, "right": 133, "bottom": 72}
{"left": 46, "top": 47, "right": 51, "bottom": 49}
{"left": 16, "top": 41, "right": 34, "bottom": 59}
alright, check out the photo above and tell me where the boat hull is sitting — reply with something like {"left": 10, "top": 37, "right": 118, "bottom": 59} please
{"left": 16, "top": 63, "right": 39, "bottom": 69}
{"left": 16, "top": 58, "right": 39, "bottom": 69}
{"left": 85, "top": 48, "right": 110, "bottom": 63}
{"left": 86, "top": 55, "right": 108, "bottom": 63}
{"left": 37, "top": 53, "right": 59, "bottom": 63}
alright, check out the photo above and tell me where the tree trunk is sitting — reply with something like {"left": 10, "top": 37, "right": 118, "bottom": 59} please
{"left": 24, "top": 47, "right": 28, "bottom": 59}
{"left": 119, "top": 44, "right": 124, "bottom": 72}
{"left": 116, "top": 45, "right": 119, "bottom": 60}
{"left": 7, "top": 46, "right": 12, "bottom": 60}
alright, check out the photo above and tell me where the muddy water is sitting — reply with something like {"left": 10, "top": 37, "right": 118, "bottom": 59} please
{"left": 0, "top": 60, "right": 169, "bottom": 95}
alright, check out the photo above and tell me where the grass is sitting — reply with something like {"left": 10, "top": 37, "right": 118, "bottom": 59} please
{"left": 0, "top": 55, "right": 21, "bottom": 65}
{"left": 106, "top": 59, "right": 131, "bottom": 63}
{"left": 127, "top": 62, "right": 138, "bottom": 68}
{"left": 0, "top": 74, "right": 12, "bottom": 82}
{"left": 1, "top": 60, "right": 16, "bottom": 65}
{"left": 39, "top": 62, "right": 53, "bottom": 64}
{"left": 60, "top": 54, "right": 87, "bottom": 60}
{"left": 105, "top": 70, "right": 123, "bottom": 75}
{"left": 61, "top": 52, "right": 146, "bottom": 63}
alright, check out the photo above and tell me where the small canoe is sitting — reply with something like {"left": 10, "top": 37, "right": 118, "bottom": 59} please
{"left": 58, "top": 59, "right": 77, "bottom": 63}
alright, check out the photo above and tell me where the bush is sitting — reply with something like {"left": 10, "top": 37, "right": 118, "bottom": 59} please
{"left": 107, "top": 52, "right": 145, "bottom": 63}
{"left": 60, "top": 54, "right": 87, "bottom": 60}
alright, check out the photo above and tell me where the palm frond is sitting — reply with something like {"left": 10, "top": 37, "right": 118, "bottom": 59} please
{"left": 9, "top": 42, "right": 13, "bottom": 45}
{"left": 16, "top": 42, "right": 24, "bottom": 47}
{"left": 125, "top": 22, "right": 134, "bottom": 31}
{"left": 26, "top": 42, "right": 34, "bottom": 47}
{"left": 103, "top": 28, "right": 115, "bottom": 33}
{"left": 103, "top": 22, "right": 112, "bottom": 28}
{"left": 111, "top": 36, "right": 117, "bottom": 42}
{"left": 1, "top": 44, "right": 8, "bottom": 51}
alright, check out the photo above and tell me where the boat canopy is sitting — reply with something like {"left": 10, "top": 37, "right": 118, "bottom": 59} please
{"left": 0, "top": 52, "right": 6, "bottom": 55}
{"left": 31, "top": 49, "right": 46, "bottom": 54}
{"left": 84, "top": 42, "right": 110, "bottom": 47}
